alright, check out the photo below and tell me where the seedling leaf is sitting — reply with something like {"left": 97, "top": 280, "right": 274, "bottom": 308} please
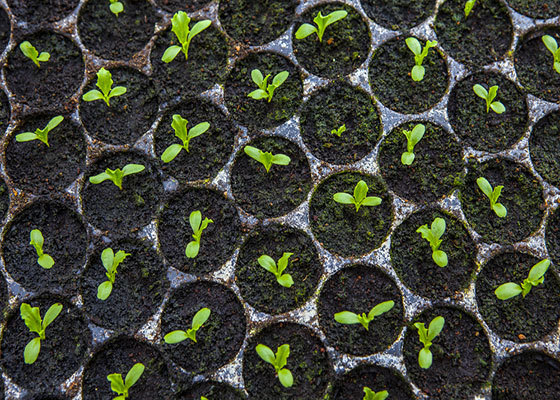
{"left": 162, "top": 11, "right": 211, "bottom": 62}
{"left": 295, "top": 10, "right": 348, "bottom": 42}
{"left": 20, "top": 41, "right": 50, "bottom": 67}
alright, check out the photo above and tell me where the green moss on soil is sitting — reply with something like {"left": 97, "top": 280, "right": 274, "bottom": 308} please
{"left": 530, "top": 111, "right": 560, "bottom": 188}
{"left": 507, "top": 0, "right": 560, "bottom": 19}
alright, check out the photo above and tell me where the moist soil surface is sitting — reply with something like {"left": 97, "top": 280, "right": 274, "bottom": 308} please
{"left": 530, "top": 111, "right": 560, "bottom": 187}
{"left": 0, "top": 178, "right": 9, "bottom": 222}
{"left": 7, "top": 0, "right": 78, "bottom": 24}
{"left": 156, "top": 0, "right": 212, "bottom": 13}
{"left": 0, "top": 7, "right": 10, "bottom": 53}
{"left": 0, "top": 90, "right": 10, "bottom": 134}
{"left": 360, "top": 0, "right": 436, "bottom": 30}
{"left": 508, "top": 0, "right": 560, "bottom": 19}
{"left": 175, "top": 381, "right": 246, "bottom": 400}
{"left": 545, "top": 207, "right": 560, "bottom": 266}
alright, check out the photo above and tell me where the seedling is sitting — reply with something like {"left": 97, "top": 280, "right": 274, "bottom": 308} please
{"left": 464, "top": 0, "right": 477, "bottom": 17}
{"left": 416, "top": 217, "right": 448, "bottom": 268}
{"left": 89, "top": 164, "right": 145, "bottom": 190}
{"left": 107, "top": 363, "right": 145, "bottom": 400}
{"left": 162, "top": 11, "right": 211, "bottom": 63}
{"left": 405, "top": 38, "right": 438, "bottom": 82}
{"left": 255, "top": 344, "right": 293, "bottom": 388}
{"left": 363, "top": 387, "right": 389, "bottom": 400}
{"left": 244, "top": 145, "right": 291, "bottom": 173}
{"left": 414, "top": 316, "right": 445, "bottom": 369}
{"left": 161, "top": 114, "right": 210, "bottom": 163}
{"left": 295, "top": 10, "right": 348, "bottom": 42}
{"left": 82, "top": 67, "right": 127, "bottom": 107}
{"left": 400, "top": 123, "right": 425, "bottom": 165}
{"left": 29, "top": 229, "right": 55, "bottom": 269}
{"left": 97, "top": 248, "right": 131, "bottom": 301}
{"left": 16, "top": 115, "right": 64, "bottom": 147}
{"left": 20, "top": 302, "right": 62, "bottom": 364}
{"left": 20, "top": 41, "right": 50, "bottom": 68}
{"left": 476, "top": 177, "right": 507, "bottom": 218}
{"left": 109, "top": 0, "right": 123, "bottom": 17}
{"left": 495, "top": 259, "right": 550, "bottom": 300}
{"left": 473, "top": 84, "right": 505, "bottom": 114}
{"left": 331, "top": 124, "right": 346, "bottom": 137}
{"left": 164, "top": 307, "right": 211, "bottom": 343}
{"left": 333, "top": 180, "right": 382, "bottom": 212}
{"left": 186, "top": 210, "right": 213, "bottom": 258}
{"left": 201, "top": 397, "right": 208, "bottom": 400}
{"left": 542, "top": 35, "right": 560, "bottom": 74}
{"left": 247, "top": 69, "right": 289, "bottom": 103}
{"left": 334, "top": 300, "right": 395, "bottom": 331}
{"left": 258, "top": 252, "right": 294, "bottom": 288}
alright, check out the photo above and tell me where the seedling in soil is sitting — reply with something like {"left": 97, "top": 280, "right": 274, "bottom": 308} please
{"left": 185, "top": 210, "right": 213, "bottom": 259}
{"left": 363, "top": 387, "right": 389, "bottom": 400}
{"left": 89, "top": 164, "right": 145, "bottom": 190}
{"left": 495, "top": 259, "right": 550, "bottom": 300}
{"left": 247, "top": 69, "right": 289, "bottom": 103}
{"left": 416, "top": 217, "right": 448, "bottom": 268}
{"left": 400, "top": 123, "right": 425, "bottom": 165}
{"left": 258, "top": 252, "right": 294, "bottom": 288}
{"left": 473, "top": 84, "right": 505, "bottom": 114}
{"left": 107, "top": 362, "right": 145, "bottom": 400}
{"left": 542, "top": 35, "right": 560, "bottom": 74}
{"left": 97, "top": 248, "right": 131, "bottom": 301}
{"left": 109, "top": 0, "right": 123, "bottom": 17}
{"left": 162, "top": 11, "right": 211, "bottom": 63}
{"left": 161, "top": 114, "right": 210, "bottom": 163}
{"left": 331, "top": 124, "right": 346, "bottom": 137}
{"left": 82, "top": 67, "right": 127, "bottom": 107}
{"left": 405, "top": 38, "right": 438, "bottom": 82}
{"left": 476, "top": 177, "right": 507, "bottom": 218}
{"left": 19, "top": 41, "right": 50, "bottom": 68}
{"left": 255, "top": 344, "right": 293, "bottom": 388}
{"left": 20, "top": 302, "right": 62, "bottom": 364}
{"left": 334, "top": 300, "right": 395, "bottom": 331}
{"left": 464, "top": 0, "right": 477, "bottom": 17}
{"left": 295, "top": 10, "right": 348, "bottom": 42}
{"left": 414, "top": 316, "right": 444, "bottom": 369}
{"left": 164, "top": 307, "right": 211, "bottom": 344}
{"left": 201, "top": 397, "right": 208, "bottom": 400}
{"left": 16, "top": 115, "right": 64, "bottom": 147}
{"left": 244, "top": 145, "right": 291, "bottom": 173}
{"left": 333, "top": 180, "right": 382, "bottom": 212}
{"left": 29, "top": 229, "right": 55, "bottom": 269}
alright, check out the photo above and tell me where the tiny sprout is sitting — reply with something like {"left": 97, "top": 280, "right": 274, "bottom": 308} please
{"left": 97, "top": 248, "right": 131, "bottom": 301}
{"left": 185, "top": 210, "right": 213, "bottom": 259}
{"left": 473, "top": 84, "right": 505, "bottom": 114}
{"left": 201, "top": 397, "right": 208, "bottom": 400}
{"left": 255, "top": 344, "right": 293, "bottom": 388}
{"left": 164, "top": 307, "right": 211, "bottom": 344}
{"left": 331, "top": 124, "right": 346, "bottom": 137}
{"left": 363, "top": 387, "right": 389, "bottom": 400}
{"left": 244, "top": 145, "right": 291, "bottom": 173}
{"left": 333, "top": 180, "right": 382, "bottom": 212}
{"left": 476, "top": 177, "right": 507, "bottom": 218}
{"left": 258, "top": 252, "right": 294, "bottom": 288}
{"left": 161, "top": 114, "right": 210, "bottom": 163}
{"left": 107, "top": 363, "right": 145, "bottom": 400}
{"left": 109, "top": 0, "right": 123, "bottom": 17}
{"left": 416, "top": 217, "right": 448, "bottom": 268}
{"left": 405, "top": 37, "right": 438, "bottom": 82}
{"left": 16, "top": 115, "right": 64, "bottom": 147}
{"left": 495, "top": 259, "right": 550, "bottom": 300}
{"left": 295, "top": 10, "right": 348, "bottom": 43}
{"left": 29, "top": 229, "right": 55, "bottom": 269}
{"left": 20, "top": 41, "right": 50, "bottom": 68}
{"left": 162, "top": 11, "right": 211, "bottom": 63}
{"left": 334, "top": 300, "right": 395, "bottom": 331}
{"left": 247, "top": 69, "right": 289, "bottom": 103}
{"left": 20, "top": 302, "right": 63, "bottom": 364}
{"left": 82, "top": 68, "right": 127, "bottom": 107}
{"left": 400, "top": 123, "right": 425, "bottom": 165}
{"left": 542, "top": 35, "right": 560, "bottom": 74}
{"left": 414, "top": 315, "right": 445, "bottom": 369}
{"left": 464, "top": 0, "right": 477, "bottom": 17}
{"left": 89, "top": 164, "right": 145, "bottom": 190}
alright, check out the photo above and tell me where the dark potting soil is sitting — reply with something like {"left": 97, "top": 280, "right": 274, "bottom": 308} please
{"left": 403, "top": 306, "right": 492, "bottom": 400}
{"left": 0, "top": 271, "right": 7, "bottom": 313}
{"left": 530, "top": 111, "right": 560, "bottom": 187}
{"left": 77, "top": 0, "right": 157, "bottom": 61}
{"left": 235, "top": 224, "right": 322, "bottom": 315}
{"left": 368, "top": 36, "right": 448, "bottom": 114}
{"left": 0, "top": 7, "right": 9, "bottom": 53}
{"left": 459, "top": 158, "right": 544, "bottom": 244}
{"left": 154, "top": 97, "right": 236, "bottom": 182}
{"left": 156, "top": 0, "right": 212, "bottom": 13}
{"left": 0, "top": 177, "right": 10, "bottom": 221}
{"left": 508, "top": 0, "right": 560, "bottom": 19}
{"left": 448, "top": 72, "right": 528, "bottom": 152}
{"left": 224, "top": 51, "right": 303, "bottom": 129}
{"left": 81, "top": 150, "right": 163, "bottom": 235}
{"left": 5, "top": 113, "right": 86, "bottom": 195}
{"left": 1, "top": 294, "right": 91, "bottom": 392}
{"left": 378, "top": 121, "right": 464, "bottom": 204}
{"left": 231, "top": 136, "right": 312, "bottom": 219}
{"left": 318, "top": 264, "right": 404, "bottom": 356}
{"left": 243, "top": 322, "right": 332, "bottom": 400}
{"left": 158, "top": 187, "right": 241, "bottom": 275}
{"left": 2, "top": 199, "right": 88, "bottom": 295}
{"left": 476, "top": 251, "right": 560, "bottom": 342}
{"left": 546, "top": 207, "right": 560, "bottom": 265}
{"left": 292, "top": 3, "right": 370, "bottom": 79}
{"left": 309, "top": 172, "right": 393, "bottom": 257}
{"left": 5, "top": 31, "right": 84, "bottom": 111}
{"left": 391, "top": 208, "right": 477, "bottom": 300}
{"left": 360, "top": 0, "right": 436, "bottom": 30}
{"left": 434, "top": 0, "right": 513, "bottom": 66}
{"left": 219, "top": 0, "right": 298, "bottom": 46}
{"left": 175, "top": 381, "right": 246, "bottom": 400}
{"left": 0, "top": 90, "right": 10, "bottom": 134}
{"left": 23, "top": 395, "right": 67, "bottom": 400}
{"left": 7, "top": 0, "right": 78, "bottom": 24}
{"left": 82, "top": 336, "right": 173, "bottom": 400}
{"left": 79, "top": 66, "right": 158, "bottom": 145}
{"left": 160, "top": 281, "right": 246, "bottom": 375}
{"left": 300, "top": 80, "right": 381, "bottom": 165}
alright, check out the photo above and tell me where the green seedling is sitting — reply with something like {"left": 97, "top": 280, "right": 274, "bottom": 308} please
{"left": 247, "top": 69, "right": 289, "bottom": 103}
{"left": 89, "top": 164, "right": 145, "bottom": 190}
{"left": 405, "top": 37, "right": 438, "bottom": 82}
{"left": 331, "top": 124, "right": 346, "bottom": 137}
{"left": 201, "top": 397, "right": 208, "bottom": 400}
{"left": 82, "top": 67, "right": 127, "bottom": 107}
{"left": 255, "top": 344, "right": 293, "bottom": 388}
{"left": 185, "top": 210, "right": 213, "bottom": 258}
{"left": 161, "top": 114, "right": 210, "bottom": 162}
{"left": 542, "top": 35, "right": 560, "bottom": 74}
{"left": 20, "top": 41, "right": 50, "bottom": 67}
{"left": 20, "top": 302, "right": 62, "bottom": 364}
{"left": 363, "top": 387, "right": 389, "bottom": 400}
{"left": 244, "top": 145, "right": 291, "bottom": 173}
{"left": 258, "top": 252, "right": 294, "bottom": 288}
{"left": 29, "top": 229, "right": 55, "bottom": 269}
{"left": 16, "top": 115, "right": 64, "bottom": 147}
{"left": 414, "top": 316, "right": 445, "bottom": 369}
{"left": 109, "top": 0, "right": 123, "bottom": 16}
{"left": 97, "top": 248, "right": 131, "bottom": 301}
{"left": 107, "top": 363, "right": 145, "bottom": 400}
{"left": 464, "top": 0, "right": 477, "bottom": 17}
{"left": 416, "top": 217, "right": 448, "bottom": 268}
{"left": 334, "top": 300, "right": 395, "bottom": 331}
{"left": 333, "top": 180, "right": 382, "bottom": 212}
{"left": 473, "top": 84, "right": 505, "bottom": 114}
{"left": 164, "top": 307, "right": 211, "bottom": 344}
{"left": 162, "top": 11, "right": 211, "bottom": 63}
{"left": 495, "top": 259, "right": 550, "bottom": 300}
{"left": 295, "top": 10, "right": 348, "bottom": 42}
{"left": 401, "top": 123, "right": 425, "bottom": 165}
{"left": 476, "top": 177, "right": 507, "bottom": 218}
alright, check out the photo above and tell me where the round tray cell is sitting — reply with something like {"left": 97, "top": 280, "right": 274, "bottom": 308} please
{"left": 360, "top": 0, "right": 436, "bottom": 30}
{"left": 530, "top": 111, "right": 560, "bottom": 188}
{"left": 175, "top": 381, "right": 245, "bottom": 400}
{"left": 508, "top": 0, "right": 560, "bottom": 19}
{"left": 8, "top": 0, "right": 78, "bottom": 24}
